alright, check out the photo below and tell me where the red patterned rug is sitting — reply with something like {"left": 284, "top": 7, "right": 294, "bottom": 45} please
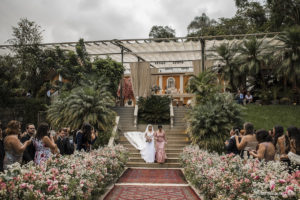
{"left": 104, "top": 185, "right": 200, "bottom": 200}
{"left": 117, "top": 169, "right": 187, "bottom": 184}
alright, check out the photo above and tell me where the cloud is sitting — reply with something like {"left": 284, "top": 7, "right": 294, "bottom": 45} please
{"left": 0, "top": 0, "right": 237, "bottom": 44}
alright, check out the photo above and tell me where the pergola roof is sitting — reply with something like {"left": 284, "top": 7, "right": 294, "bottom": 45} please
{"left": 0, "top": 32, "right": 283, "bottom": 72}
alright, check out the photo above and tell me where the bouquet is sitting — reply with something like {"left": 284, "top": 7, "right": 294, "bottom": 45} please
{"left": 146, "top": 136, "right": 152, "bottom": 143}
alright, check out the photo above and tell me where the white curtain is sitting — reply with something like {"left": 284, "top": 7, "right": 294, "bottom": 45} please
{"left": 192, "top": 60, "right": 201, "bottom": 75}
{"left": 130, "top": 62, "right": 151, "bottom": 98}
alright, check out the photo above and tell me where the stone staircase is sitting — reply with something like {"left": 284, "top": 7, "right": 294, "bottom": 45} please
{"left": 173, "top": 106, "right": 189, "bottom": 128}
{"left": 114, "top": 106, "right": 190, "bottom": 168}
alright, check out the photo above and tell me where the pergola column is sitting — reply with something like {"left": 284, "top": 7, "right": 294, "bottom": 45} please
{"left": 120, "top": 46, "right": 124, "bottom": 106}
{"left": 159, "top": 75, "right": 163, "bottom": 94}
{"left": 180, "top": 75, "right": 183, "bottom": 94}
{"left": 200, "top": 38, "right": 205, "bottom": 72}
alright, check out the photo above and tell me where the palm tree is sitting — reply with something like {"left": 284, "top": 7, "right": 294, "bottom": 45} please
{"left": 277, "top": 26, "right": 300, "bottom": 90}
{"left": 47, "top": 76, "right": 116, "bottom": 131}
{"left": 186, "top": 70, "right": 219, "bottom": 104}
{"left": 237, "top": 37, "right": 270, "bottom": 90}
{"left": 215, "top": 43, "right": 241, "bottom": 91}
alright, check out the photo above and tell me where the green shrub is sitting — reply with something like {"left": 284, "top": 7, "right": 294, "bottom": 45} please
{"left": 0, "top": 97, "right": 47, "bottom": 128}
{"left": 47, "top": 76, "right": 116, "bottom": 146}
{"left": 138, "top": 95, "right": 171, "bottom": 124}
{"left": 187, "top": 93, "right": 244, "bottom": 153}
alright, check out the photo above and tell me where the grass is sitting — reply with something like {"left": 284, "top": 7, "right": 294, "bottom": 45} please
{"left": 244, "top": 104, "right": 300, "bottom": 131}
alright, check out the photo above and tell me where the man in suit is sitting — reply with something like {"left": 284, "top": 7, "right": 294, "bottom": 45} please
{"left": 20, "top": 123, "right": 36, "bottom": 163}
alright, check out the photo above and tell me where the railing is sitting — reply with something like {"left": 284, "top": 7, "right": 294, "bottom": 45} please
{"left": 170, "top": 103, "right": 174, "bottom": 128}
{"left": 134, "top": 105, "right": 138, "bottom": 127}
{"left": 108, "top": 116, "right": 120, "bottom": 147}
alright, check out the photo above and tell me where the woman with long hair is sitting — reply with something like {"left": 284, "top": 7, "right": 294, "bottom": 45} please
{"left": 3, "top": 120, "right": 31, "bottom": 169}
{"left": 273, "top": 125, "right": 284, "bottom": 160}
{"left": 33, "top": 122, "right": 58, "bottom": 165}
{"left": 235, "top": 122, "right": 258, "bottom": 158}
{"left": 140, "top": 125, "right": 156, "bottom": 163}
{"left": 250, "top": 130, "right": 275, "bottom": 161}
{"left": 76, "top": 122, "right": 97, "bottom": 152}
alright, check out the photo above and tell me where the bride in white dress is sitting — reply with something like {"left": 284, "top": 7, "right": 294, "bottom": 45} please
{"left": 124, "top": 124, "right": 156, "bottom": 163}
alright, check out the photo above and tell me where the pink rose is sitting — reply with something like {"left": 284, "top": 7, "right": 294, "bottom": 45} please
{"left": 279, "top": 179, "right": 286, "bottom": 184}
{"left": 47, "top": 185, "right": 55, "bottom": 192}
{"left": 269, "top": 180, "right": 275, "bottom": 191}
{"left": 20, "top": 183, "right": 27, "bottom": 189}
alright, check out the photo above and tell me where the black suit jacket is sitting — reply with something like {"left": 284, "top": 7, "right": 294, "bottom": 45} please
{"left": 20, "top": 134, "right": 35, "bottom": 163}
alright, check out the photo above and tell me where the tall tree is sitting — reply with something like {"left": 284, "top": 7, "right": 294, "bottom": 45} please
{"left": 237, "top": 37, "right": 270, "bottom": 90}
{"left": 149, "top": 25, "right": 175, "bottom": 41}
{"left": 276, "top": 26, "right": 300, "bottom": 89}
{"left": 215, "top": 43, "right": 241, "bottom": 91}
{"left": 187, "top": 13, "right": 217, "bottom": 35}
{"left": 7, "top": 18, "right": 51, "bottom": 97}
{"left": 0, "top": 55, "right": 18, "bottom": 103}
{"left": 266, "top": 0, "right": 300, "bottom": 31}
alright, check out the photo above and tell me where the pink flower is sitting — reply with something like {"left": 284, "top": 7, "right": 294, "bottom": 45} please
{"left": 46, "top": 179, "right": 52, "bottom": 185}
{"left": 279, "top": 179, "right": 286, "bottom": 184}
{"left": 269, "top": 180, "right": 275, "bottom": 191}
{"left": 63, "top": 185, "right": 68, "bottom": 191}
{"left": 47, "top": 185, "right": 55, "bottom": 192}
{"left": 244, "top": 178, "right": 250, "bottom": 183}
{"left": 20, "top": 183, "right": 27, "bottom": 189}
{"left": 282, "top": 192, "right": 288, "bottom": 199}
{"left": 285, "top": 185, "right": 294, "bottom": 192}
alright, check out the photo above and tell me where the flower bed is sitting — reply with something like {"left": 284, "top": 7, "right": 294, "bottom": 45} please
{"left": 0, "top": 145, "right": 129, "bottom": 199}
{"left": 180, "top": 146, "right": 300, "bottom": 200}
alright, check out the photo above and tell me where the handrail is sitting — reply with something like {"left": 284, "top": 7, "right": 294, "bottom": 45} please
{"left": 108, "top": 116, "right": 120, "bottom": 147}
{"left": 134, "top": 105, "right": 138, "bottom": 127}
{"left": 170, "top": 103, "right": 174, "bottom": 128}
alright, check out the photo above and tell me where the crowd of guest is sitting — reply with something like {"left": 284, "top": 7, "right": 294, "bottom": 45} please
{"left": 0, "top": 120, "right": 98, "bottom": 171}
{"left": 225, "top": 122, "right": 300, "bottom": 169}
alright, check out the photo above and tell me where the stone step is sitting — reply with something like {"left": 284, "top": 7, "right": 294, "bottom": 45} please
{"left": 126, "top": 162, "right": 181, "bottom": 168}
{"left": 129, "top": 152, "right": 180, "bottom": 158}
{"left": 124, "top": 148, "right": 184, "bottom": 154}
{"left": 123, "top": 144, "right": 187, "bottom": 150}
{"left": 129, "top": 157, "right": 180, "bottom": 163}
{"left": 119, "top": 136, "right": 190, "bottom": 142}
{"left": 119, "top": 133, "right": 188, "bottom": 138}
{"left": 119, "top": 141, "right": 190, "bottom": 146}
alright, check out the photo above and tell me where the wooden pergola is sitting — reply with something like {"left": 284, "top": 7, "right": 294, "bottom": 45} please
{"left": 0, "top": 32, "right": 283, "bottom": 73}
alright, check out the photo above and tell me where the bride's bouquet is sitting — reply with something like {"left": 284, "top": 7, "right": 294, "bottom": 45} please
{"left": 145, "top": 135, "right": 152, "bottom": 143}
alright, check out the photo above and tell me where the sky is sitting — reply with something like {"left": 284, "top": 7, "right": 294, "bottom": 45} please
{"left": 0, "top": 0, "right": 237, "bottom": 44}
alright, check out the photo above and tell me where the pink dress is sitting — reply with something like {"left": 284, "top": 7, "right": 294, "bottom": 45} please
{"left": 155, "top": 130, "right": 167, "bottom": 163}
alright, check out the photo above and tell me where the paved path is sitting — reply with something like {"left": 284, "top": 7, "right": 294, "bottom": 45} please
{"left": 104, "top": 168, "right": 200, "bottom": 200}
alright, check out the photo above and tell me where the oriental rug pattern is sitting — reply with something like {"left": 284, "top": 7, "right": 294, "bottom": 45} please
{"left": 104, "top": 185, "right": 200, "bottom": 200}
{"left": 117, "top": 169, "right": 187, "bottom": 184}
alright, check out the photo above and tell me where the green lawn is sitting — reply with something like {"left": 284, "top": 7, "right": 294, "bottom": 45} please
{"left": 244, "top": 104, "right": 300, "bottom": 131}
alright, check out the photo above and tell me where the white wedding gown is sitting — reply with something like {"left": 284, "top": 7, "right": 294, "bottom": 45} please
{"left": 124, "top": 125, "right": 156, "bottom": 163}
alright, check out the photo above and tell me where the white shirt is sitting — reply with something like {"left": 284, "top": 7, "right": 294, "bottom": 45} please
{"left": 245, "top": 94, "right": 253, "bottom": 100}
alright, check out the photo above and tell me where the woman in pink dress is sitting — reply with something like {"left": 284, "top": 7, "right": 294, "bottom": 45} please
{"left": 154, "top": 125, "right": 167, "bottom": 163}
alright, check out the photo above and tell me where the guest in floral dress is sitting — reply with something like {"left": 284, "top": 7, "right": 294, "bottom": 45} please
{"left": 33, "top": 123, "right": 59, "bottom": 165}
{"left": 154, "top": 125, "right": 167, "bottom": 163}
